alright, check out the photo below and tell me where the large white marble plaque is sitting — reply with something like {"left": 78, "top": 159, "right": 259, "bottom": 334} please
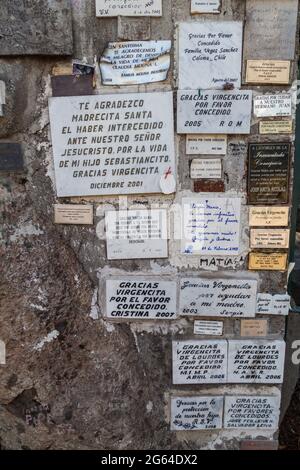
{"left": 256, "top": 294, "right": 290, "bottom": 316}
{"left": 96, "top": 0, "right": 162, "bottom": 16}
{"left": 105, "top": 277, "right": 177, "bottom": 320}
{"left": 105, "top": 209, "right": 168, "bottom": 260}
{"left": 182, "top": 197, "right": 241, "bottom": 255}
{"left": 254, "top": 94, "right": 292, "bottom": 118}
{"left": 177, "top": 90, "right": 252, "bottom": 134}
{"left": 224, "top": 395, "right": 280, "bottom": 429}
{"left": 171, "top": 396, "right": 224, "bottom": 431}
{"left": 172, "top": 340, "right": 228, "bottom": 384}
{"left": 186, "top": 135, "right": 227, "bottom": 155}
{"left": 191, "top": 1, "right": 221, "bottom": 14}
{"left": 227, "top": 340, "right": 285, "bottom": 383}
{"left": 49, "top": 92, "right": 175, "bottom": 197}
{"left": 243, "top": 0, "right": 298, "bottom": 60}
{"left": 100, "top": 41, "right": 171, "bottom": 85}
{"left": 180, "top": 278, "right": 257, "bottom": 318}
{"left": 178, "top": 21, "right": 243, "bottom": 90}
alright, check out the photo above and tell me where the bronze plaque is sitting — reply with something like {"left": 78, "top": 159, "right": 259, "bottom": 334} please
{"left": 245, "top": 60, "right": 290, "bottom": 84}
{"left": 0, "top": 143, "right": 23, "bottom": 172}
{"left": 248, "top": 142, "right": 290, "bottom": 205}
{"left": 51, "top": 75, "right": 94, "bottom": 97}
{"left": 248, "top": 252, "right": 287, "bottom": 271}
{"left": 194, "top": 180, "right": 225, "bottom": 193}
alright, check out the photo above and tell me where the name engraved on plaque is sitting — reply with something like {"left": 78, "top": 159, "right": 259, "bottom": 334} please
{"left": 177, "top": 90, "right": 252, "bottom": 134}
{"left": 256, "top": 293, "right": 290, "bottom": 316}
{"left": 178, "top": 21, "right": 243, "bottom": 89}
{"left": 224, "top": 395, "right": 280, "bottom": 429}
{"left": 194, "top": 320, "right": 224, "bottom": 336}
{"left": 227, "top": 340, "right": 285, "bottom": 383}
{"left": 105, "top": 277, "right": 177, "bottom": 320}
{"left": 180, "top": 277, "right": 257, "bottom": 318}
{"left": 191, "top": 1, "right": 221, "bottom": 14}
{"left": 248, "top": 143, "right": 290, "bottom": 205}
{"left": 249, "top": 207, "right": 289, "bottom": 227}
{"left": 186, "top": 135, "right": 227, "bottom": 155}
{"left": 48, "top": 92, "right": 175, "bottom": 197}
{"left": 54, "top": 204, "right": 93, "bottom": 225}
{"left": 172, "top": 340, "right": 228, "bottom": 384}
{"left": 248, "top": 253, "right": 288, "bottom": 271}
{"left": 246, "top": 61, "right": 290, "bottom": 85}
{"left": 105, "top": 209, "right": 168, "bottom": 260}
{"left": 190, "top": 159, "right": 222, "bottom": 180}
{"left": 254, "top": 94, "right": 292, "bottom": 118}
{"left": 250, "top": 229, "right": 290, "bottom": 249}
{"left": 259, "top": 121, "right": 293, "bottom": 135}
{"left": 171, "top": 396, "right": 224, "bottom": 431}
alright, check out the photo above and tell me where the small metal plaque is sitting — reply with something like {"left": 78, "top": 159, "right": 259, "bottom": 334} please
{"left": 0, "top": 143, "right": 23, "bottom": 172}
{"left": 51, "top": 75, "right": 94, "bottom": 97}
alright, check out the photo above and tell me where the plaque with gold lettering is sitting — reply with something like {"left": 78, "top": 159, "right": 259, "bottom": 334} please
{"left": 248, "top": 143, "right": 290, "bottom": 205}
{"left": 250, "top": 229, "right": 290, "bottom": 249}
{"left": 245, "top": 60, "right": 290, "bottom": 84}
{"left": 259, "top": 120, "right": 293, "bottom": 135}
{"left": 248, "top": 252, "right": 287, "bottom": 271}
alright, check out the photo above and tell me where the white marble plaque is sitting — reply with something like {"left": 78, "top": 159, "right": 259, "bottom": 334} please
{"left": 194, "top": 320, "right": 223, "bottom": 336}
{"left": 177, "top": 90, "right": 252, "bottom": 134}
{"left": 228, "top": 340, "right": 285, "bottom": 383}
{"left": 186, "top": 135, "right": 227, "bottom": 155}
{"left": 178, "top": 21, "right": 243, "bottom": 90}
{"left": 105, "top": 209, "right": 168, "bottom": 260}
{"left": 171, "top": 396, "right": 224, "bottom": 431}
{"left": 190, "top": 159, "right": 222, "bottom": 179}
{"left": 256, "top": 294, "right": 290, "bottom": 316}
{"left": 243, "top": 0, "right": 298, "bottom": 60}
{"left": 100, "top": 41, "right": 171, "bottom": 85}
{"left": 254, "top": 94, "right": 292, "bottom": 118}
{"left": 182, "top": 197, "right": 241, "bottom": 255}
{"left": 172, "top": 340, "right": 228, "bottom": 384}
{"left": 105, "top": 277, "right": 177, "bottom": 320}
{"left": 224, "top": 395, "right": 280, "bottom": 429}
{"left": 49, "top": 92, "right": 175, "bottom": 197}
{"left": 191, "top": 1, "right": 221, "bottom": 14}
{"left": 96, "top": 0, "right": 162, "bottom": 16}
{"left": 180, "top": 277, "right": 257, "bottom": 318}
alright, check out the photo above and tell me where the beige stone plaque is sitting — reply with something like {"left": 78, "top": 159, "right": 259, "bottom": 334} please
{"left": 259, "top": 120, "right": 293, "bottom": 135}
{"left": 248, "top": 253, "right": 287, "bottom": 271}
{"left": 240, "top": 319, "right": 268, "bottom": 337}
{"left": 245, "top": 60, "right": 290, "bottom": 84}
{"left": 249, "top": 207, "right": 289, "bottom": 227}
{"left": 54, "top": 204, "right": 93, "bottom": 225}
{"left": 250, "top": 229, "right": 290, "bottom": 249}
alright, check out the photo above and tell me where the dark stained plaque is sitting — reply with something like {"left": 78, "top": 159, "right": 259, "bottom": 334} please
{"left": 0, "top": 143, "right": 23, "bottom": 172}
{"left": 240, "top": 440, "right": 278, "bottom": 451}
{"left": 194, "top": 180, "right": 225, "bottom": 193}
{"left": 0, "top": 0, "right": 73, "bottom": 56}
{"left": 248, "top": 142, "right": 290, "bottom": 205}
{"left": 51, "top": 75, "right": 94, "bottom": 97}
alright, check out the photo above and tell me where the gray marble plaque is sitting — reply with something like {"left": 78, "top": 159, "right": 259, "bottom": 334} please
{"left": 105, "top": 209, "right": 168, "bottom": 260}
{"left": 244, "top": 0, "right": 298, "bottom": 60}
{"left": 177, "top": 90, "right": 252, "bottom": 134}
{"left": 228, "top": 340, "right": 285, "bottom": 383}
{"left": 0, "top": 0, "right": 73, "bottom": 55}
{"left": 224, "top": 395, "right": 280, "bottom": 429}
{"left": 178, "top": 21, "right": 243, "bottom": 90}
{"left": 49, "top": 92, "right": 176, "bottom": 197}
{"left": 172, "top": 340, "right": 228, "bottom": 384}
{"left": 105, "top": 277, "right": 177, "bottom": 320}
{"left": 171, "top": 396, "right": 224, "bottom": 431}
{"left": 180, "top": 277, "right": 257, "bottom": 318}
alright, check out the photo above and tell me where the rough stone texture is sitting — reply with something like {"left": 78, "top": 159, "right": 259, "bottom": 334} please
{"left": 0, "top": 0, "right": 73, "bottom": 56}
{"left": 0, "top": 0, "right": 299, "bottom": 451}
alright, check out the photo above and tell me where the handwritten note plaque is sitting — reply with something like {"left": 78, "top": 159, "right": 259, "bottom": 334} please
{"left": 256, "top": 293, "right": 290, "bottom": 315}
{"left": 250, "top": 229, "right": 290, "bottom": 249}
{"left": 96, "top": 0, "right": 162, "bottom": 16}
{"left": 227, "top": 340, "right": 285, "bottom": 383}
{"left": 171, "top": 396, "right": 223, "bottom": 431}
{"left": 249, "top": 207, "right": 289, "bottom": 227}
{"left": 182, "top": 197, "right": 241, "bottom": 256}
{"left": 172, "top": 340, "right": 228, "bottom": 384}
{"left": 248, "top": 143, "right": 290, "bottom": 205}
{"left": 249, "top": 253, "right": 288, "bottom": 271}
{"left": 224, "top": 396, "right": 280, "bottom": 429}
{"left": 246, "top": 61, "right": 290, "bottom": 85}
{"left": 180, "top": 277, "right": 257, "bottom": 318}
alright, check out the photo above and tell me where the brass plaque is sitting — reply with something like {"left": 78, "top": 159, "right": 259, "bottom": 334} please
{"left": 259, "top": 120, "right": 293, "bottom": 135}
{"left": 248, "top": 252, "right": 287, "bottom": 271}
{"left": 250, "top": 229, "right": 290, "bottom": 249}
{"left": 249, "top": 207, "right": 289, "bottom": 227}
{"left": 54, "top": 204, "right": 93, "bottom": 225}
{"left": 240, "top": 319, "right": 268, "bottom": 337}
{"left": 246, "top": 60, "right": 290, "bottom": 84}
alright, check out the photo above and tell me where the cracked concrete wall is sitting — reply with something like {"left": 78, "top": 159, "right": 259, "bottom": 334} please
{"left": 0, "top": 0, "right": 299, "bottom": 450}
